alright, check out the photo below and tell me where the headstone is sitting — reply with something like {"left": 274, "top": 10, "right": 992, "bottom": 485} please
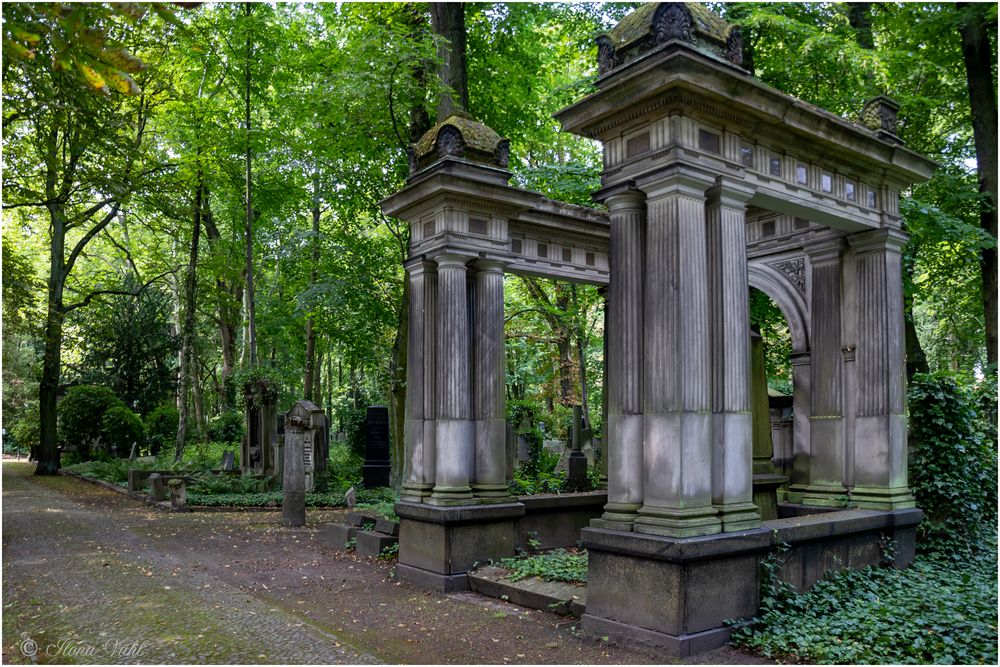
{"left": 283, "top": 400, "right": 326, "bottom": 527}
{"left": 148, "top": 473, "right": 166, "bottom": 502}
{"left": 566, "top": 405, "right": 591, "bottom": 492}
{"left": 362, "top": 406, "right": 391, "bottom": 488}
{"left": 345, "top": 486, "right": 356, "bottom": 508}
{"left": 221, "top": 450, "right": 236, "bottom": 472}
{"left": 241, "top": 378, "right": 278, "bottom": 476}
{"left": 129, "top": 443, "right": 138, "bottom": 461}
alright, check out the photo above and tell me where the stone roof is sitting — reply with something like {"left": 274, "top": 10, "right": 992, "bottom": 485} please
{"left": 410, "top": 111, "right": 510, "bottom": 175}
{"left": 597, "top": 3, "right": 744, "bottom": 76}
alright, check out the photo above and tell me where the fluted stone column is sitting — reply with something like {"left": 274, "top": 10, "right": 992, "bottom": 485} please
{"left": 635, "top": 168, "right": 721, "bottom": 538}
{"left": 799, "top": 239, "right": 849, "bottom": 506}
{"left": 598, "top": 286, "right": 609, "bottom": 490}
{"left": 785, "top": 351, "right": 812, "bottom": 502}
{"left": 429, "top": 253, "right": 475, "bottom": 505}
{"left": 847, "top": 229, "right": 915, "bottom": 509}
{"left": 402, "top": 260, "right": 436, "bottom": 503}
{"left": 706, "top": 178, "right": 760, "bottom": 531}
{"left": 600, "top": 190, "right": 646, "bottom": 530}
{"left": 472, "top": 260, "right": 510, "bottom": 502}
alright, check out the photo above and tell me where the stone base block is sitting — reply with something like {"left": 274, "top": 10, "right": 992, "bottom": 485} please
{"left": 321, "top": 523, "right": 358, "bottom": 548}
{"left": 581, "top": 614, "right": 734, "bottom": 657}
{"left": 395, "top": 501, "right": 524, "bottom": 591}
{"left": 355, "top": 530, "right": 399, "bottom": 558}
{"left": 374, "top": 518, "right": 400, "bottom": 536}
{"left": 752, "top": 473, "right": 788, "bottom": 521}
{"left": 396, "top": 563, "right": 470, "bottom": 593}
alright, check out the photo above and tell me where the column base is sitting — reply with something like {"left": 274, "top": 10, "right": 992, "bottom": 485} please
{"left": 596, "top": 501, "right": 641, "bottom": 531}
{"left": 471, "top": 483, "right": 512, "bottom": 504}
{"left": 794, "top": 483, "right": 850, "bottom": 508}
{"left": 849, "top": 485, "right": 916, "bottom": 510}
{"left": 714, "top": 501, "right": 762, "bottom": 532}
{"left": 428, "top": 485, "right": 476, "bottom": 506}
{"left": 751, "top": 473, "right": 788, "bottom": 521}
{"left": 400, "top": 482, "right": 433, "bottom": 504}
{"left": 634, "top": 505, "right": 721, "bottom": 538}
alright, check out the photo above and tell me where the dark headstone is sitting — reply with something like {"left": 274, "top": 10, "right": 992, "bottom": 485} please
{"left": 362, "top": 405, "right": 391, "bottom": 488}
{"left": 148, "top": 473, "right": 166, "bottom": 502}
{"left": 221, "top": 450, "right": 236, "bottom": 472}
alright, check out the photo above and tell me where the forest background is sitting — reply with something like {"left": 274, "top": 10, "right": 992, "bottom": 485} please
{"left": 2, "top": 2, "right": 996, "bottom": 486}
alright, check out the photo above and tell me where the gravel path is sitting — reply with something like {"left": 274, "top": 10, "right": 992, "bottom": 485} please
{"left": 2, "top": 462, "right": 771, "bottom": 665}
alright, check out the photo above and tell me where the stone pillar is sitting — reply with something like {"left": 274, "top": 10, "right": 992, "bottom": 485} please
{"left": 598, "top": 287, "right": 609, "bottom": 490}
{"left": 429, "top": 253, "right": 475, "bottom": 505}
{"left": 847, "top": 229, "right": 915, "bottom": 509}
{"left": 706, "top": 178, "right": 760, "bottom": 531}
{"left": 784, "top": 351, "right": 812, "bottom": 503}
{"left": 799, "top": 239, "right": 848, "bottom": 506}
{"left": 472, "top": 260, "right": 510, "bottom": 503}
{"left": 402, "top": 260, "right": 436, "bottom": 503}
{"left": 600, "top": 190, "right": 646, "bottom": 530}
{"left": 283, "top": 424, "right": 306, "bottom": 527}
{"left": 635, "top": 168, "right": 721, "bottom": 538}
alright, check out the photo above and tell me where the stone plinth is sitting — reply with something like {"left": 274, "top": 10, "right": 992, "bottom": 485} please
{"left": 581, "top": 507, "right": 922, "bottom": 656}
{"left": 395, "top": 501, "right": 525, "bottom": 592}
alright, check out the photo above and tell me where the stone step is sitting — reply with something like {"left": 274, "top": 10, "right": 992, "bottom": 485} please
{"left": 468, "top": 565, "right": 586, "bottom": 617}
{"left": 345, "top": 511, "right": 378, "bottom": 528}
{"left": 355, "top": 530, "right": 399, "bottom": 558}
{"left": 321, "top": 523, "right": 358, "bottom": 548}
{"left": 374, "top": 517, "right": 399, "bottom": 536}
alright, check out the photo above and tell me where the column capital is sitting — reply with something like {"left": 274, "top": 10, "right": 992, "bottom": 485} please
{"left": 637, "top": 164, "right": 716, "bottom": 201}
{"left": 594, "top": 181, "right": 644, "bottom": 210}
{"left": 847, "top": 228, "right": 908, "bottom": 255}
{"left": 404, "top": 257, "right": 437, "bottom": 275}
{"left": 432, "top": 252, "right": 471, "bottom": 269}
{"left": 706, "top": 175, "right": 755, "bottom": 208}
{"left": 473, "top": 258, "right": 507, "bottom": 274}
{"left": 803, "top": 235, "right": 845, "bottom": 263}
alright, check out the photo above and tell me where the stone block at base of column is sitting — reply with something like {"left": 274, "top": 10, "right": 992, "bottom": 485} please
{"left": 471, "top": 484, "right": 512, "bottom": 504}
{"left": 400, "top": 482, "right": 433, "bottom": 504}
{"left": 751, "top": 473, "right": 789, "bottom": 521}
{"left": 716, "top": 502, "right": 762, "bottom": 532}
{"left": 849, "top": 486, "right": 916, "bottom": 510}
{"left": 597, "top": 501, "right": 642, "bottom": 531}
{"left": 395, "top": 501, "right": 525, "bottom": 593}
{"left": 795, "top": 484, "right": 850, "bottom": 508}
{"left": 427, "top": 484, "right": 477, "bottom": 506}
{"left": 634, "top": 506, "right": 722, "bottom": 538}
{"left": 396, "top": 563, "right": 470, "bottom": 593}
{"left": 580, "top": 614, "right": 735, "bottom": 658}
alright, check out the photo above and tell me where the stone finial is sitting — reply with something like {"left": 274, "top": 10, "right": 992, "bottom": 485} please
{"left": 409, "top": 111, "right": 510, "bottom": 175}
{"left": 596, "top": 2, "right": 746, "bottom": 77}
{"left": 861, "top": 95, "right": 904, "bottom": 145}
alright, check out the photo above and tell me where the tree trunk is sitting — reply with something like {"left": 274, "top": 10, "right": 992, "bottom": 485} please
{"left": 176, "top": 177, "right": 203, "bottom": 460}
{"left": 430, "top": 2, "right": 469, "bottom": 120}
{"left": 304, "top": 172, "right": 321, "bottom": 398}
{"left": 572, "top": 285, "right": 590, "bottom": 425}
{"left": 37, "top": 207, "right": 67, "bottom": 475}
{"left": 243, "top": 1, "right": 258, "bottom": 368}
{"left": 388, "top": 278, "right": 408, "bottom": 491}
{"left": 846, "top": 3, "right": 875, "bottom": 49}
{"left": 958, "top": 2, "right": 999, "bottom": 369}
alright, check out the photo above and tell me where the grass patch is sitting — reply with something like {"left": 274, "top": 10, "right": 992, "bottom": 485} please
{"left": 731, "top": 539, "right": 998, "bottom": 664}
{"left": 499, "top": 548, "right": 587, "bottom": 584}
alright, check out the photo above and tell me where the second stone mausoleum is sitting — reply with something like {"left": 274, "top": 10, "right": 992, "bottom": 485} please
{"left": 381, "top": 1, "right": 935, "bottom": 655}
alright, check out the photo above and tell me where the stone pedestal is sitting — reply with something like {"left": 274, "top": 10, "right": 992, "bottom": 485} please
{"left": 283, "top": 425, "right": 306, "bottom": 527}
{"left": 395, "top": 501, "right": 524, "bottom": 592}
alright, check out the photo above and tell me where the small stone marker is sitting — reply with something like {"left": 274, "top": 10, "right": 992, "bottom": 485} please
{"left": 148, "top": 473, "right": 166, "bottom": 502}
{"left": 345, "top": 486, "right": 356, "bottom": 508}
{"left": 221, "top": 450, "right": 236, "bottom": 471}
{"left": 167, "top": 478, "right": 187, "bottom": 509}
{"left": 566, "top": 405, "right": 591, "bottom": 492}
{"left": 129, "top": 443, "right": 138, "bottom": 461}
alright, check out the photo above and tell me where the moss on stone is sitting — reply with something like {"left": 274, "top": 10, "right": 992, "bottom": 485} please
{"left": 412, "top": 112, "right": 504, "bottom": 161}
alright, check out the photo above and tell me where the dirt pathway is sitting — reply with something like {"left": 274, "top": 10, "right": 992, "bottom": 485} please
{"left": 2, "top": 462, "right": 769, "bottom": 665}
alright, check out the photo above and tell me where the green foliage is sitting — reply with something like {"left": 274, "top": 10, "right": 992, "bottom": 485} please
{"left": 749, "top": 287, "right": 793, "bottom": 394}
{"left": 325, "top": 441, "right": 363, "bottom": 494}
{"left": 99, "top": 405, "right": 145, "bottom": 458}
{"left": 144, "top": 404, "right": 178, "bottom": 456}
{"left": 187, "top": 473, "right": 268, "bottom": 495}
{"left": 57, "top": 385, "right": 124, "bottom": 455}
{"left": 379, "top": 542, "right": 399, "bottom": 560}
{"left": 184, "top": 490, "right": 357, "bottom": 508}
{"left": 731, "top": 547, "right": 998, "bottom": 664}
{"left": 205, "top": 410, "right": 244, "bottom": 445}
{"left": 63, "top": 458, "right": 130, "bottom": 485}
{"left": 908, "top": 372, "right": 998, "bottom": 553}
{"left": 499, "top": 549, "right": 588, "bottom": 584}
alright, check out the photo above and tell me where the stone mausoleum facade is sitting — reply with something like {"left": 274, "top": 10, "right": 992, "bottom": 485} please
{"left": 381, "top": 2, "right": 935, "bottom": 656}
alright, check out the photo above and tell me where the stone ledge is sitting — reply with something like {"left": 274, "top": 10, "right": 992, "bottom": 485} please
{"left": 469, "top": 565, "right": 585, "bottom": 617}
{"left": 396, "top": 563, "right": 470, "bottom": 593}
{"left": 580, "top": 613, "right": 736, "bottom": 657}
{"left": 394, "top": 501, "right": 525, "bottom": 525}
{"left": 518, "top": 491, "right": 607, "bottom": 513}
{"left": 583, "top": 507, "right": 924, "bottom": 562}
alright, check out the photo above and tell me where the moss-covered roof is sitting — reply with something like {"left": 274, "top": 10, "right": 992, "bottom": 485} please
{"left": 606, "top": 2, "right": 731, "bottom": 49}
{"left": 412, "top": 111, "right": 504, "bottom": 160}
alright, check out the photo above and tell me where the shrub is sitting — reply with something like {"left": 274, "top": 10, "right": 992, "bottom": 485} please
{"left": 99, "top": 406, "right": 146, "bottom": 458}
{"left": 144, "top": 404, "right": 179, "bottom": 456}
{"left": 326, "top": 441, "right": 363, "bottom": 493}
{"left": 206, "top": 410, "right": 243, "bottom": 444}
{"left": 908, "top": 372, "right": 997, "bottom": 553}
{"left": 9, "top": 413, "right": 39, "bottom": 454}
{"left": 63, "top": 458, "right": 130, "bottom": 485}
{"left": 499, "top": 549, "right": 588, "bottom": 584}
{"left": 58, "top": 385, "right": 124, "bottom": 456}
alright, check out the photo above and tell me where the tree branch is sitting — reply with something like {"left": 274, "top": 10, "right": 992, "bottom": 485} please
{"left": 63, "top": 203, "right": 121, "bottom": 279}
{"left": 62, "top": 269, "right": 177, "bottom": 314}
